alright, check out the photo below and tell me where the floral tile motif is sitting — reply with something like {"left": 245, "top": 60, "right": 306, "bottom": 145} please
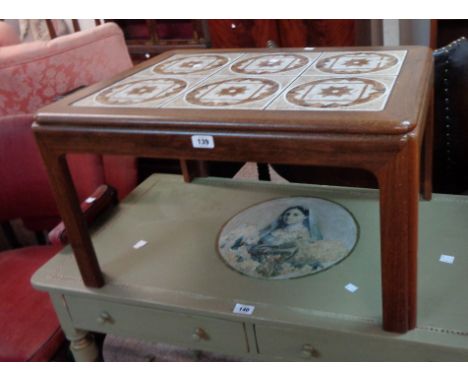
{"left": 185, "top": 78, "right": 278, "bottom": 107}
{"left": 217, "top": 197, "right": 358, "bottom": 280}
{"left": 74, "top": 77, "right": 202, "bottom": 108}
{"left": 216, "top": 52, "right": 321, "bottom": 77}
{"left": 96, "top": 78, "right": 186, "bottom": 106}
{"left": 303, "top": 50, "right": 407, "bottom": 76}
{"left": 72, "top": 50, "right": 407, "bottom": 111}
{"left": 134, "top": 53, "right": 244, "bottom": 78}
{"left": 166, "top": 75, "right": 295, "bottom": 110}
{"left": 153, "top": 54, "right": 228, "bottom": 75}
{"left": 267, "top": 75, "right": 396, "bottom": 111}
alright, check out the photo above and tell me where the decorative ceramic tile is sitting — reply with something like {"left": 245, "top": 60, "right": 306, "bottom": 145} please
{"left": 133, "top": 53, "right": 244, "bottom": 78}
{"left": 72, "top": 50, "right": 407, "bottom": 112}
{"left": 217, "top": 197, "right": 358, "bottom": 280}
{"left": 166, "top": 75, "right": 296, "bottom": 110}
{"left": 303, "top": 50, "right": 407, "bottom": 76}
{"left": 74, "top": 77, "right": 203, "bottom": 108}
{"left": 216, "top": 52, "right": 322, "bottom": 77}
{"left": 266, "top": 75, "right": 396, "bottom": 111}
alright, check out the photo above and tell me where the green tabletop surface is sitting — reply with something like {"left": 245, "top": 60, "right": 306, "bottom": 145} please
{"left": 32, "top": 174, "right": 468, "bottom": 354}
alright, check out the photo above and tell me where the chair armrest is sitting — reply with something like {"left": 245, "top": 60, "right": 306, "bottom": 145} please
{"left": 48, "top": 184, "right": 118, "bottom": 245}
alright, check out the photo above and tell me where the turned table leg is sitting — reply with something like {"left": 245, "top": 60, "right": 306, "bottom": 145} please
{"left": 376, "top": 139, "right": 419, "bottom": 333}
{"left": 68, "top": 330, "right": 100, "bottom": 362}
{"left": 49, "top": 293, "right": 100, "bottom": 361}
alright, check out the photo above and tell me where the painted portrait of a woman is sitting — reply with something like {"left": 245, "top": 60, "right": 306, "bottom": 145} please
{"left": 218, "top": 197, "right": 357, "bottom": 280}
{"left": 231, "top": 206, "right": 325, "bottom": 277}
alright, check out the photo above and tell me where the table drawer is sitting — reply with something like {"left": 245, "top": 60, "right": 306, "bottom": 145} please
{"left": 255, "top": 324, "right": 468, "bottom": 361}
{"left": 65, "top": 295, "right": 248, "bottom": 354}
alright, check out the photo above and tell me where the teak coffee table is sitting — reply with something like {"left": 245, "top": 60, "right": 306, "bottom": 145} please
{"left": 33, "top": 47, "right": 434, "bottom": 334}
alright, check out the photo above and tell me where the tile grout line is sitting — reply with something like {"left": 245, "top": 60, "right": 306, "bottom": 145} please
{"left": 264, "top": 50, "right": 408, "bottom": 112}
{"left": 159, "top": 53, "right": 247, "bottom": 109}
{"left": 75, "top": 50, "right": 408, "bottom": 112}
{"left": 261, "top": 51, "right": 324, "bottom": 111}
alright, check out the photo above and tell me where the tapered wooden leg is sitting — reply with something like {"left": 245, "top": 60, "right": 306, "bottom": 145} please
{"left": 376, "top": 141, "right": 419, "bottom": 333}
{"left": 180, "top": 160, "right": 209, "bottom": 182}
{"left": 35, "top": 142, "right": 104, "bottom": 287}
{"left": 407, "top": 138, "right": 420, "bottom": 330}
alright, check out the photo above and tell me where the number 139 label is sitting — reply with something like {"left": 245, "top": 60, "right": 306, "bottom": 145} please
{"left": 191, "top": 135, "right": 215, "bottom": 149}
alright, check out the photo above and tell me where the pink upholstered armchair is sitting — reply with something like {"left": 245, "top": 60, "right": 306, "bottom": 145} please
{"left": 0, "top": 21, "right": 137, "bottom": 361}
{"left": 0, "top": 21, "right": 137, "bottom": 234}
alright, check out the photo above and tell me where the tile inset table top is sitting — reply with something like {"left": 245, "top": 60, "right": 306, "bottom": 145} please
{"left": 36, "top": 47, "right": 433, "bottom": 136}
{"left": 73, "top": 50, "right": 406, "bottom": 112}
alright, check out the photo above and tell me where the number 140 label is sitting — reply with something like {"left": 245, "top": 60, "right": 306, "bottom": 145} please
{"left": 233, "top": 303, "right": 255, "bottom": 315}
{"left": 191, "top": 135, "right": 215, "bottom": 149}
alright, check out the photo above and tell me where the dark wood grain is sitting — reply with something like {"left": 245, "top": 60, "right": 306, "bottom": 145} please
{"left": 306, "top": 20, "right": 356, "bottom": 47}
{"left": 209, "top": 20, "right": 357, "bottom": 48}
{"left": 208, "top": 20, "right": 279, "bottom": 48}
{"left": 71, "top": 19, "right": 81, "bottom": 33}
{"left": 34, "top": 142, "right": 104, "bottom": 288}
{"left": 45, "top": 20, "right": 57, "bottom": 39}
{"left": 277, "top": 20, "right": 308, "bottom": 47}
{"left": 422, "top": 89, "right": 434, "bottom": 200}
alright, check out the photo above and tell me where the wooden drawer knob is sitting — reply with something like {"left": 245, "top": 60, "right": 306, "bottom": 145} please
{"left": 97, "top": 311, "right": 113, "bottom": 324}
{"left": 192, "top": 327, "right": 208, "bottom": 342}
{"left": 301, "top": 344, "right": 320, "bottom": 359}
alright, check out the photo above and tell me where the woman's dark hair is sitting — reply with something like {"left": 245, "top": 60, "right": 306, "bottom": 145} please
{"left": 277, "top": 205, "right": 308, "bottom": 228}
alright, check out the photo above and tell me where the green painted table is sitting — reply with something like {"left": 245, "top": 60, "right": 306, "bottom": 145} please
{"left": 32, "top": 175, "right": 468, "bottom": 361}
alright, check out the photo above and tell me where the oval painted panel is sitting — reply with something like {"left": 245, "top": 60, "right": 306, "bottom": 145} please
{"left": 217, "top": 197, "right": 359, "bottom": 280}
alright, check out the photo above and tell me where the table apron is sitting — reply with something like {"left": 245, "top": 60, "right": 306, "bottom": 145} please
{"left": 34, "top": 125, "right": 410, "bottom": 172}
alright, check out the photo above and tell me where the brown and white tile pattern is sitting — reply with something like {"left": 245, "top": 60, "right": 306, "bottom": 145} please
{"left": 231, "top": 52, "right": 320, "bottom": 75}
{"left": 303, "top": 50, "right": 407, "bottom": 76}
{"left": 74, "top": 77, "right": 201, "bottom": 109}
{"left": 134, "top": 53, "right": 243, "bottom": 78}
{"left": 185, "top": 77, "right": 279, "bottom": 107}
{"left": 268, "top": 76, "right": 396, "bottom": 111}
{"left": 215, "top": 52, "right": 321, "bottom": 77}
{"left": 72, "top": 50, "right": 407, "bottom": 112}
{"left": 93, "top": 78, "right": 187, "bottom": 106}
{"left": 167, "top": 75, "right": 295, "bottom": 110}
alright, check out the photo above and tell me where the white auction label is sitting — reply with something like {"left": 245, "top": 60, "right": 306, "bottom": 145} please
{"left": 133, "top": 240, "right": 148, "bottom": 249}
{"left": 233, "top": 303, "right": 255, "bottom": 315}
{"left": 345, "top": 283, "right": 359, "bottom": 293}
{"left": 191, "top": 135, "right": 215, "bottom": 149}
{"left": 439, "top": 254, "right": 455, "bottom": 264}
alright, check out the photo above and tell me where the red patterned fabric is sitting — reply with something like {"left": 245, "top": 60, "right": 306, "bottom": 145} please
{"left": 0, "top": 22, "right": 132, "bottom": 115}
{"left": 0, "top": 246, "right": 64, "bottom": 361}
{"left": 0, "top": 23, "right": 138, "bottom": 362}
{"left": 0, "top": 115, "right": 104, "bottom": 225}
{"left": 0, "top": 23, "right": 137, "bottom": 230}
